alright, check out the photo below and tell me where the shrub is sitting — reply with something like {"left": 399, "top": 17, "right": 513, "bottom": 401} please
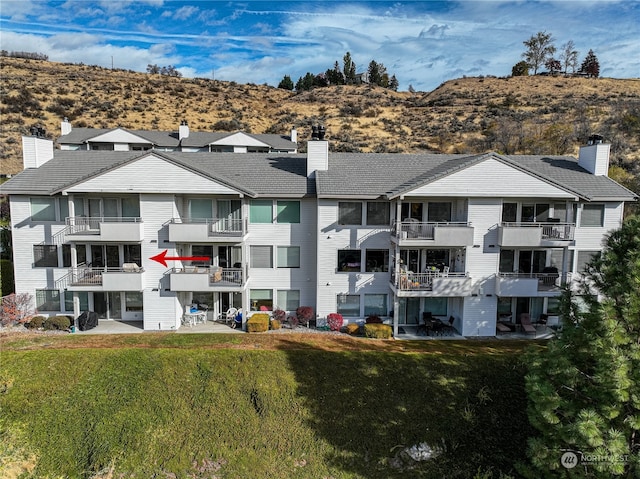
{"left": 286, "top": 315, "right": 299, "bottom": 329}
{"left": 270, "top": 319, "right": 281, "bottom": 330}
{"left": 26, "top": 315, "right": 46, "bottom": 329}
{"left": 43, "top": 316, "right": 71, "bottom": 331}
{"left": 326, "top": 313, "right": 344, "bottom": 331}
{"left": 271, "top": 308, "right": 286, "bottom": 322}
{"left": 295, "top": 306, "right": 314, "bottom": 326}
{"left": 345, "top": 322, "right": 360, "bottom": 335}
{"left": 364, "top": 323, "right": 392, "bottom": 339}
{"left": 247, "top": 313, "right": 270, "bottom": 333}
{"left": 365, "top": 314, "right": 383, "bottom": 324}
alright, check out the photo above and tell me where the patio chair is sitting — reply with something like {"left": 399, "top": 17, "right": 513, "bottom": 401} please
{"left": 520, "top": 313, "right": 536, "bottom": 335}
{"left": 440, "top": 316, "right": 456, "bottom": 336}
{"left": 218, "top": 307, "right": 238, "bottom": 325}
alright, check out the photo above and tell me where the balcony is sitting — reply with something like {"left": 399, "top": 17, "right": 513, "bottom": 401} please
{"left": 391, "top": 271, "right": 472, "bottom": 297}
{"left": 392, "top": 221, "right": 474, "bottom": 247}
{"left": 61, "top": 265, "right": 145, "bottom": 291}
{"left": 63, "top": 217, "right": 143, "bottom": 242}
{"left": 497, "top": 222, "right": 574, "bottom": 247}
{"left": 168, "top": 266, "right": 245, "bottom": 291}
{"left": 168, "top": 218, "right": 247, "bottom": 243}
{"left": 495, "top": 272, "right": 571, "bottom": 296}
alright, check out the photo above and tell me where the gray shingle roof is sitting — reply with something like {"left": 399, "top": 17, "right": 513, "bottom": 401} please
{"left": 1, "top": 150, "right": 635, "bottom": 202}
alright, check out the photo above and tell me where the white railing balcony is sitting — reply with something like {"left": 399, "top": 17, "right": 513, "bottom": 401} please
{"left": 498, "top": 222, "right": 575, "bottom": 247}
{"left": 64, "top": 217, "right": 144, "bottom": 242}
{"left": 168, "top": 265, "right": 244, "bottom": 291}
{"left": 392, "top": 221, "right": 474, "bottom": 246}
{"left": 62, "top": 265, "right": 145, "bottom": 291}
{"left": 168, "top": 217, "right": 247, "bottom": 243}
{"left": 495, "top": 272, "right": 572, "bottom": 296}
{"left": 393, "top": 271, "right": 472, "bottom": 296}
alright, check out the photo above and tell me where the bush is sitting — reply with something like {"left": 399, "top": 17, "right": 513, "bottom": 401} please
{"left": 364, "top": 323, "right": 392, "bottom": 339}
{"left": 271, "top": 308, "right": 286, "bottom": 322}
{"left": 345, "top": 323, "right": 360, "bottom": 335}
{"left": 270, "top": 319, "right": 281, "bottom": 330}
{"left": 26, "top": 315, "right": 46, "bottom": 329}
{"left": 326, "top": 313, "right": 344, "bottom": 331}
{"left": 247, "top": 313, "right": 270, "bottom": 333}
{"left": 295, "top": 306, "right": 314, "bottom": 326}
{"left": 43, "top": 316, "right": 71, "bottom": 331}
{"left": 286, "top": 315, "right": 299, "bottom": 329}
{"left": 365, "top": 314, "right": 383, "bottom": 324}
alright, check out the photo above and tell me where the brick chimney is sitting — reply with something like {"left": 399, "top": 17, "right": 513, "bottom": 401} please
{"left": 179, "top": 120, "right": 189, "bottom": 140}
{"left": 306, "top": 125, "right": 328, "bottom": 178}
{"left": 578, "top": 134, "right": 610, "bottom": 176}
{"left": 22, "top": 126, "right": 54, "bottom": 169}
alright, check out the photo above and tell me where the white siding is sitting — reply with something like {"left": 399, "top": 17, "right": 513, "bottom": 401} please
{"left": 66, "top": 154, "right": 238, "bottom": 194}
{"left": 408, "top": 159, "right": 576, "bottom": 198}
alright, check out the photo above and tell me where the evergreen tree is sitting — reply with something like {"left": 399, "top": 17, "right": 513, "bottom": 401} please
{"left": 325, "top": 61, "right": 344, "bottom": 85}
{"left": 295, "top": 72, "right": 316, "bottom": 91}
{"left": 522, "top": 31, "right": 556, "bottom": 74}
{"left": 512, "top": 60, "right": 530, "bottom": 77}
{"left": 343, "top": 52, "right": 356, "bottom": 84}
{"left": 388, "top": 74, "right": 399, "bottom": 91}
{"left": 277, "top": 75, "right": 294, "bottom": 90}
{"left": 524, "top": 216, "right": 640, "bottom": 478}
{"left": 580, "top": 49, "right": 600, "bottom": 78}
{"left": 367, "top": 60, "right": 381, "bottom": 86}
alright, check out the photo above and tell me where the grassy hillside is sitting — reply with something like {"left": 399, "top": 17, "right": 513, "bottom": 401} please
{"left": 0, "top": 333, "right": 536, "bottom": 479}
{"left": 1, "top": 57, "right": 639, "bottom": 178}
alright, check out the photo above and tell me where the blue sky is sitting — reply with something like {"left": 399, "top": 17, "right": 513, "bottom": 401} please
{"left": 1, "top": 1, "right": 638, "bottom": 91}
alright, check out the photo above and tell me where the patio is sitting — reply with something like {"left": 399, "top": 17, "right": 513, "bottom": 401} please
{"left": 73, "top": 320, "right": 244, "bottom": 334}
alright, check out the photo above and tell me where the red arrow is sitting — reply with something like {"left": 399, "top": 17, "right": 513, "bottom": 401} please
{"left": 150, "top": 250, "right": 210, "bottom": 267}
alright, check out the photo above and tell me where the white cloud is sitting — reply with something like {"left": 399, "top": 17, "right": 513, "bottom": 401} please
{"left": 173, "top": 5, "right": 199, "bottom": 20}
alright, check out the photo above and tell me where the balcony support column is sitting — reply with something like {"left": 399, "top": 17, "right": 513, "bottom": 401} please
{"left": 393, "top": 199, "right": 402, "bottom": 336}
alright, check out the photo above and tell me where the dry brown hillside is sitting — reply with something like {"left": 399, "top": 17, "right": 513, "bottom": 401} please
{"left": 1, "top": 56, "right": 639, "bottom": 181}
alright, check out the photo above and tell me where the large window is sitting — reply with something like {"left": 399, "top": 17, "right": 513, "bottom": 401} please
{"left": 338, "top": 202, "right": 362, "bottom": 225}
{"left": 277, "top": 290, "right": 300, "bottom": 311}
{"left": 33, "top": 245, "right": 58, "bottom": 267}
{"left": 499, "top": 250, "right": 515, "bottom": 273}
{"left": 30, "top": 198, "right": 56, "bottom": 221}
{"left": 364, "top": 294, "right": 387, "bottom": 316}
{"left": 337, "top": 294, "right": 360, "bottom": 317}
{"left": 124, "top": 244, "right": 142, "bottom": 265}
{"left": 366, "top": 202, "right": 390, "bottom": 225}
{"left": 250, "top": 289, "right": 273, "bottom": 310}
{"left": 365, "top": 250, "right": 388, "bottom": 272}
{"left": 277, "top": 246, "right": 300, "bottom": 268}
{"left": 502, "top": 203, "right": 517, "bottom": 223}
{"left": 62, "top": 244, "right": 87, "bottom": 267}
{"left": 250, "top": 200, "right": 273, "bottom": 223}
{"left": 338, "top": 250, "right": 361, "bottom": 272}
{"left": 581, "top": 204, "right": 604, "bottom": 227}
{"left": 189, "top": 199, "right": 212, "bottom": 219}
{"left": 547, "top": 297, "right": 560, "bottom": 316}
{"left": 424, "top": 297, "right": 447, "bottom": 316}
{"left": 36, "top": 289, "right": 60, "bottom": 311}
{"left": 276, "top": 201, "right": 300, "bottom": 223}
{"left": 427, "top": 202, "right": 451, "bottom": 222}
{"left": 64, "top": 291, "right": 88, "bottom": 312}
{"left": 125, "top": 292, "right": 143, "bottom": 312}
{"left": 191, "top": 245, "right": 213, "bottom": 267}
{"left": 250, "top": 246, "right": 273, "bottom": 268}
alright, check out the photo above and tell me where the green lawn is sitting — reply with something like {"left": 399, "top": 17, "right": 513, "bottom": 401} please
{"left": 0, "top": 334, "right": 537, "bottom": 478}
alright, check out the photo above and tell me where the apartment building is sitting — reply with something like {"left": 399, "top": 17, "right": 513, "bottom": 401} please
{"left": 2, "top": 125, "right": 635, "bottom": 336}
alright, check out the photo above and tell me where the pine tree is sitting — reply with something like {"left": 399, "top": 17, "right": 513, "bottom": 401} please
{"left": 388, "top": 74, "right": 399, "bottom": 91}
{"left": 523, "top": 216, "right": 640, "bottom": 478}
{"left": 343, "top": 52, "right": 356, "bottom": 84}
{"left": 580, "top": 49, "right": 600, "bottom": 78}
{"left": 277, "top": 75, "right": 294, "bottom": 90}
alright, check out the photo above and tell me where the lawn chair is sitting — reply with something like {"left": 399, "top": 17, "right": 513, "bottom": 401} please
{"left": 520, "top": 313, "right": 536, "bottom": 336}
{"left": 218, "top": 307, "right": 238, "bottom": 325}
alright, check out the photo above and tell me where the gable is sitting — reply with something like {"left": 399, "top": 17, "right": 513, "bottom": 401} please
{"left": 404, "top": 158, "right": 576, "bottom": 198}
{"left": 210, "top": 132, "right": 269, "bottom": 147}
{"left": 88, "top": 128, "right": 152, "bottom": 145}
{"left": 64, "top": 154, "right": 240, "bottom": 195}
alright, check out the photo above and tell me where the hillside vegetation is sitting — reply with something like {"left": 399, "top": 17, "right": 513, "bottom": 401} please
{"left": 1, "top": 56, "right": 639, "bottom": 179}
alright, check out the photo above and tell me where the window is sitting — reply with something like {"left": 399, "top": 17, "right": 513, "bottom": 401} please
{"left": 499, "top": 250, "right": 515, "bottom": 273}
{"left": 250, "top": 200, "right": 273, "bottom": 223}
{"left": 277, "top": 246, "right": 300, "bottom": 268}
{"left": 64, "top": 291, "right": 88, "bottom": 312}
{"left": 502, "top": 203, "right": 517, "bottom": 223}
{"left": 59, "top": 199, "right": 69, "bottom": 222}
{"left": 189, "top": 199, "right": 212, "bottom": 220}
{"left": 365, "top": 249, "right": 388, "bottom": 272}
{"left": 401, "top": 202, "right": 423, "bottom": 220}
{"left": 522, "top": 203, "right": 549, "bottom": 222}
{"left": 581, "top": 204, "right": 604, "bottom": 227}
{"left": 338, "top": 202, "right": 362, "bottom": 225}
{"left": 366, "top": 202, "right": 390, "bottom": 225}
{"left": 277, "top": 290, "right": 300, "bottom": 311}
{"left": 121, "top": 197, "right": 140, "bottom": 217}
{"left": 337, "top": 294, "right": 360, "bottom": 317}
{"left": 192, "top": 245, "right": 213, "bottom": 267}
{"left": 125, "top": 292, "right": 143, "bottom": 312}
{"left": 424, "top": 297, "right": 447, "bottom": 316}
{"left": 124, "top": 244, "right": 141, "bottom": 265}
{"left": 62, "top": 244, "right": 87, "bottom": 267}
{"left": 547, "top": 297, "right": 560, "bottom": 316}
{"left": 428, "top": 202, "right": 451, "bottom": 222}
{"left": 250, "top": 246, "right": 273, "bottom": 268}
{"left": 577, "top": 250, "right": 599, "bottom": 272}
{"left": 36, "top": 289, "right": 60, "bottom": 311}
{"left": 364, "top": 294, "right": 387, "bottom": 316}
{"left": 250, "top": 289, "right": 273, "bottom": 310}
{"left": 30, "top": 198, "right": 56, "bottom": 221}
{"left": 338, "top": 250, "right": 361, "bottom": 272}
{"left": 276, "top": 201, "right": 300, "bottom": 223}
{"left": 33, "top": 245, "right": 58, "bottom": 267}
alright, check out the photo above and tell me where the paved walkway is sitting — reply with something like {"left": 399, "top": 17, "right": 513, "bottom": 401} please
{"left": 74, "top": 320, "right": 244, "bottom": 335}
